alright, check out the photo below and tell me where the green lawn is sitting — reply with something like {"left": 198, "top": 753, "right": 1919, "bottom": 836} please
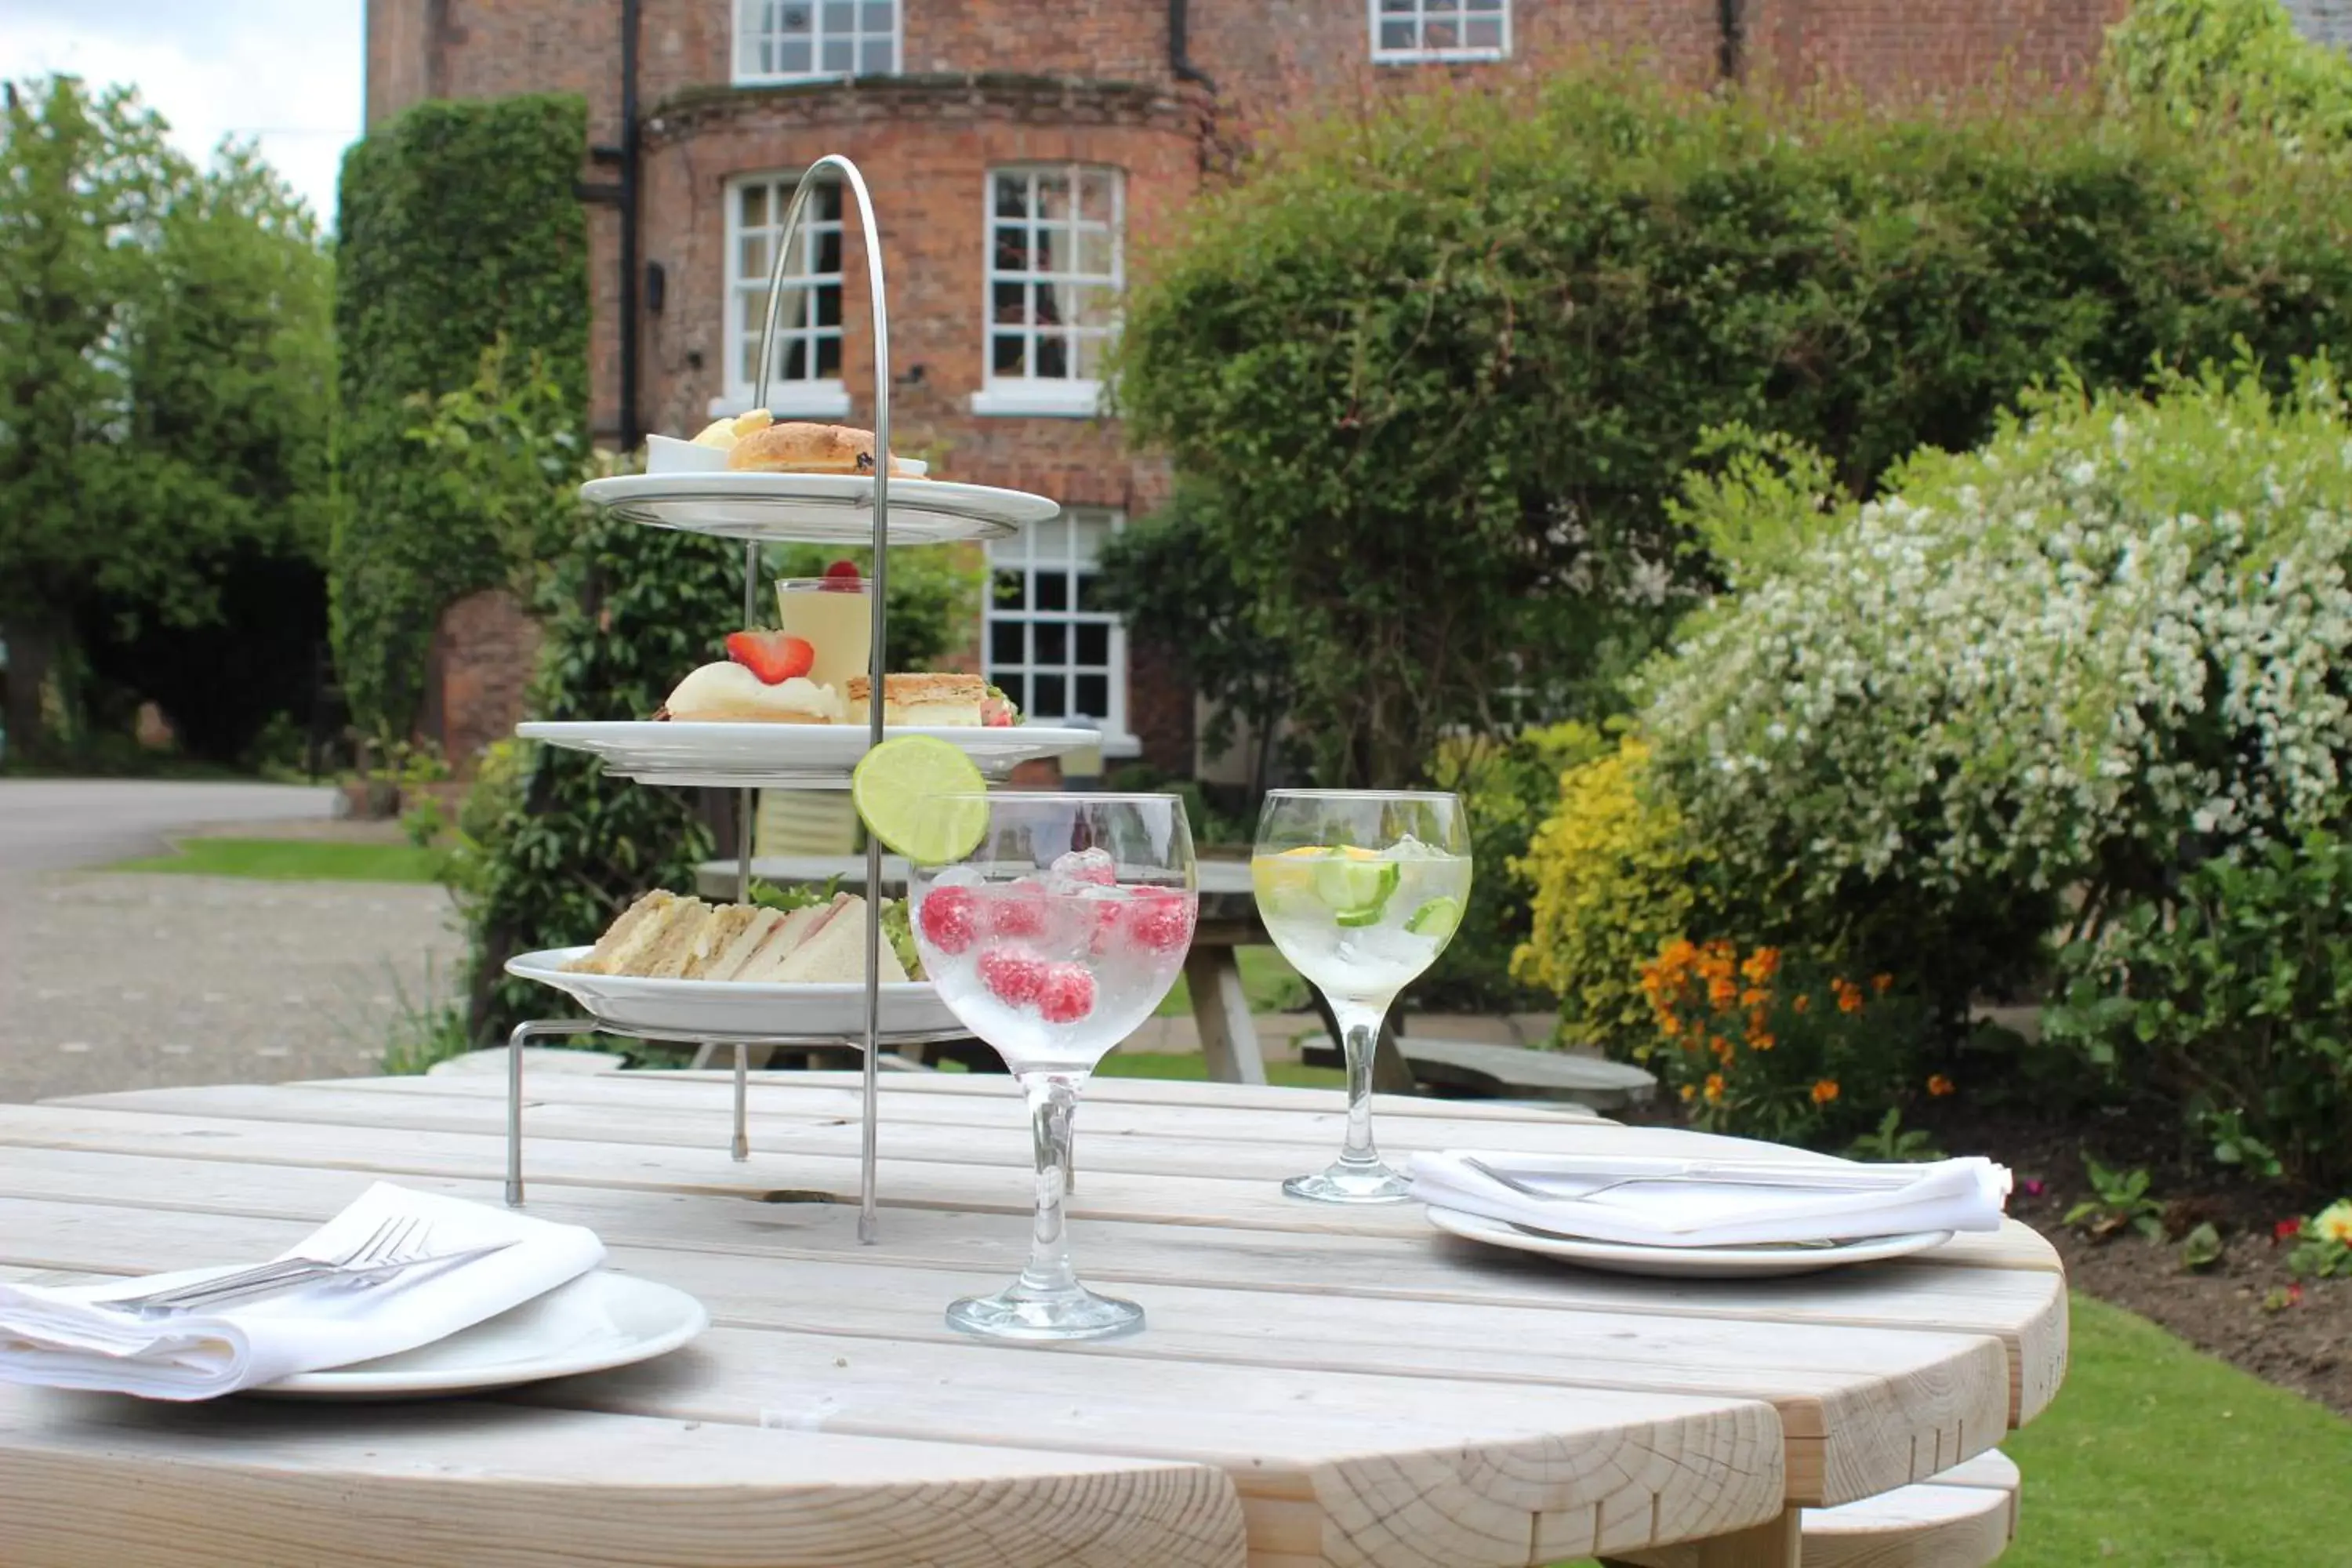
{"left": 1096, "top": 1051, "right": 1344, "bottom": 1089}
{"left": 105, "top": 837, "right": 445, "bottom": 884}
{"left": 1154, "top": 945, "right": 1308, "bottom": 1018}
{"left": 1552, "top": 1292, "right": 2352, "bottom": 1568}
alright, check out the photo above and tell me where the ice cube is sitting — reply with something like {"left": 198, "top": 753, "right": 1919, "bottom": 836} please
{"left": 1049, "top": 847, "right": 1117, "bottom": 887}
{"left": 932, "top": 866, "right": 985, "bottom": 888}
{"left": 1386, "top": 833, "right": 1439, "bottom": 859}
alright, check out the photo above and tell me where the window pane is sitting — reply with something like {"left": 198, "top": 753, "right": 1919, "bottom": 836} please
{"left": 1465, "top": 16, "right": 1501, "bottom": 46}
{"left": 994, "top": 225, "right": 1028, "bottom": 270}
{"left": 1036, "top": 622, "right": 1068, "bottom": 664}
{"left": 1000, "top": 673, "right": 1029, "bottom": 713}
{"left": 1071, "top": 285, "right": 1116, "bottom": 327}
{"left": 864, "top": 0, "right": 894, "bottom": 27}
{"left": 1073, "top": 334, "right": 1107, "bottom": 379}
{"left": 1069, "top": 515, "right": 1106, "bottom": 561}
{"left": 993, "top": 333, "right": 1027, "bottom": 375}
{"left": 779, "top": 2, "right": 813, "bottom": 34}
{"left": 815, "top": 284, "right": 842, "bottom": 327}
{"left": 992, "top": 281, "right": 1027, "bottom": 323}
{"left": 862, "top": 40, "right": 893, "bottom": 72}
{"left": 1033, "top": 281, "right": 1067, "bottom": 325}
{"left": 1380, "top": 0, "right": 1414, "bottom": 10}
{"left": 1076, "top": 622, "right": 1109, "bottom": 664}
{"left": 1468, "top": 0, "right": 1502, "bottom": 9}
{"left": 989, "top": 620, "right": 1025, "bottom": 664}
{"left": 782, "top": 338, "right": 808, "bottom": 380}
{"left": 779, "top": 38, "right": 811, "bottom": 72}
{"left": 1076, "top": 673, "right": 1109, "bottom": 717}
{"left": 822, "top": 37, "right": 853, "bottom": 71}
{"left": 1032, "top": 226, "right": 1061, "bottom": 271}
{"left": 1036, "top": 571, "right": 1069, "bottom": 612}
{"left": 740, "top": 183, "right": 768, "bottom": 228}
{"left": 1036, "top": 174, "right": 1071, "bottom": 222}
{"left": 1074, "top": 227, "right": 1112, "bottom": 277}
{"left": 1076, "top": 572, "right": 1112, "bottom": 612}
{"left": 1035, "top": 332, "right": 1069, "bottom": 379}
{"left": 815, "top": 228, "right": 842, "bottom": 273}
{"left": 992, "top": 570, "right": 1026, "bottom": 610}
{"left": 1379, "top": 19, "right": 1414, "bottom": 48}
{"left": 1425, "top": 20, "right": 1459, "bottom": 49}
{"left": 995, "top": 174, "right": 1029, "bottom": 218}
{"left": 1077, "top": 169, "right": 1115, "bottom": 220}
{"left": 1033, "top": 673, "right": 1066, "bottom": 717}
{"left": 816, "top": 336, "right": 841, "bottom": 376}
{"left": 739, "top": 234, "right": 768, "bottom": 281}
{"left": 815, "top": 180, "right": 844, "bottom": 220}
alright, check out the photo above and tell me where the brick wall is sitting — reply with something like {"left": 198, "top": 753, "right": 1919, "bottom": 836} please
{"left": 420, "top": 589, "right": 543, "bottom": 773}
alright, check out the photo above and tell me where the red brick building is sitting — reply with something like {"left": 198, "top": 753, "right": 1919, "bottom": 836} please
{"left": 364, "top": 0, "right": 2123, "bottom": 775}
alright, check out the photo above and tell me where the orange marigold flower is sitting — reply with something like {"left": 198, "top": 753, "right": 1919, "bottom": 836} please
{"left": 1740, "top": 947, "right": 1781, "bottom": 983}
{"left": 1832, "top": 978, "right": 1864, "bottom": 1014}
{"left": 1791, "top": 993, "right": 1811, "bottom": 1014}
{"left": 1872, "top": 973, "right": 1894, "bottom": 995}
{"left": 1809, "top": 1079, "right": 1840, "bottom": 1105}
{"left": 1679, "top": 1083, "right": 1697, "bottom": 1102}
{"left": 1704, "top": 1073, "right": 1726, "bottom": 1104}
{"left": 1740, "top": 986, "right": 1771, "bottom": 1009}
{"left": 1927, "top": 1074, "right": 1955, "bottom": 1098}
{"left": 1707, "top": 976, "right": 1738, "bottom": 1007}
{"left": 1750, "top": 1032, "right": 1777, "bottom": 1052}
{"left": 1711, "top": 1035, "right": 1733, "bottom": 1062}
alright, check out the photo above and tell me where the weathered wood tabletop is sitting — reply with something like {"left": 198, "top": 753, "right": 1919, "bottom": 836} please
{"left": 0, "top": 1070, "right": 2066, "bottom": 1567}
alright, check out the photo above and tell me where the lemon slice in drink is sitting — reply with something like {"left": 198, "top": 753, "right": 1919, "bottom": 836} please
{"left": 851, "top": 736, "right": 988, "bottom": 862}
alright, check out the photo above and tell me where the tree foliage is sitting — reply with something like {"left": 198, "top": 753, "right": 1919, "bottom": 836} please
{"left": 2103, "top": 0, "right": 2352, "bottom": 154}
{"left": 0, "top": 75, "right": 331, "bottom": 757}
{"left": 1115, "top": 71, "right": 2352, "bottom": 786}
{"left": 332, "top": 93, "right": 587, "bottom": 740}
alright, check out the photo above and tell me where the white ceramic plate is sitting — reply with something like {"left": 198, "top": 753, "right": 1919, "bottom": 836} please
{"left": 578, "top": 471, "right": 1056, "bottom": 544}
{"left": 507, "top": 947, "right": 964, "bottom": 1040}
{"left": 1425, "top": 1205, "right": 1954, "bottom": 1279}
{"left": 254, "top": 1271, "right": 706, "bottom": 1400}
{"left": 517, "top": 720, "right": 1097, "bottom": 789}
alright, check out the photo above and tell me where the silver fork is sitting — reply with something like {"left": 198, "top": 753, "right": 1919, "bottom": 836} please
{"left": 103, "top": 1217, "right": 430, "bottom": 1316}
{"left": 125, "top": 1237, "right": 520, "bottom": 1319}
{"left": 1462, "top": 1156, "right": 1918, "bottom": 1203}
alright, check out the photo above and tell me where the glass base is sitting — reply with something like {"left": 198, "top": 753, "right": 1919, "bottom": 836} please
{"left": 946, "top": 1282, "right": 1145, "bottom": 1342}
{"left": 1283, "top": 1160, "right": 1415, "bottom": 1205}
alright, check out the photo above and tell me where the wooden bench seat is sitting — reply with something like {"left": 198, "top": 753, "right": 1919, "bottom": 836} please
{"left": 1302, "top": 1034, "right": 1658, "bottom": 1108}
{"left": 1604, "top": 1450, "right": 2020, "bottom": 1568}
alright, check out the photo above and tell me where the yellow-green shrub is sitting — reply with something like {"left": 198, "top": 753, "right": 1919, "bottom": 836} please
{"left": 1512, "top": 738, "right": 1704, "bottom": 1054}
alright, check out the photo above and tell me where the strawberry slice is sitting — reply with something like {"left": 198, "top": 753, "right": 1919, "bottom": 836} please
{"left": 821, "top": 560, "right": 865, "bottom": 592}
{"left": 724, "top": 630, "right": 815, "bottom": 684}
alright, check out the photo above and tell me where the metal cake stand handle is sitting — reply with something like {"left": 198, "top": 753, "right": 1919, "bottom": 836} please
{"left": 746, "top": 155, "right": 891, "bottom": 1243}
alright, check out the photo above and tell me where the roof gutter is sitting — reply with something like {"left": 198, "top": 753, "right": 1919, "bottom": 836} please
{"left": 1169, "top": 0, "right": 1215, "bottom": 91}
{"left": 1718, "top": 0, "right": 1745, "bottom": 82}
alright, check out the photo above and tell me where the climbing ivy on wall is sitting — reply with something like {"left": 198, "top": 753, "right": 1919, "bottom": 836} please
{"left": 330, "top": 92, "right": 588, "bottom": 739}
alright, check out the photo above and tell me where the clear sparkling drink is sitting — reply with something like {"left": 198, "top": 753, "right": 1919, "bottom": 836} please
{"left": 912, "top": 849, "right": 1197, "bottom": 1076}
{"left": 1250, "top": 844, "right": 1472, "bottom": 1003}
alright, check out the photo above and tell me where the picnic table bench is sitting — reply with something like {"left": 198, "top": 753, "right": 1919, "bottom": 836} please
{"left": 0, "top": 1069, "right": 2062, "bottom": 1566}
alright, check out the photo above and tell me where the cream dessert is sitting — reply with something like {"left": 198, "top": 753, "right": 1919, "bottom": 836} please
{"left": 659, "top": 630, "right": 845, "bottom": 723}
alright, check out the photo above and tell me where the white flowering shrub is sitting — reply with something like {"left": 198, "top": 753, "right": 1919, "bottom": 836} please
{"left": 1636, "top": 365, "right": 2352, "bottom": 1007}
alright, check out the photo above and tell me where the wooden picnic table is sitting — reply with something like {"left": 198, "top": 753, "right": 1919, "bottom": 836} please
{"left": 0, "top": 1071, "right": 2065, "bottom": 1567}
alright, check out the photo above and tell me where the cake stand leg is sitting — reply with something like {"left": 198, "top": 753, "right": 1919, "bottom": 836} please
{"left": 859, "top": 838, "right": 883, "bottom": 1244}
{"left": 731, "top": 1040, "right": 750, "bottom": 1161}
{"left": 506, "top": 1018, "right": 572, "bottom": 1208}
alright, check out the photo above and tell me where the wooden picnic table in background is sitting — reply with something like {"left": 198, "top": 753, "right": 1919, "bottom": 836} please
{"left": 0, "top": 1070, "right": 2066, "bottom": 1566}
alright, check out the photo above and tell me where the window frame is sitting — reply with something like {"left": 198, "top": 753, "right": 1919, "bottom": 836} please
{"left": 975, "top": 164, "right": 1123, "bottom": 419}
{"left": 716, "top": 169, "right": 851, "bottom": 420}
{"left": 732, "top": 0, "right": 902, "bottom": 86}
{"left": 983, "top": 507, "right": 1137, "bottom": 752}
{"left": 1367, "top": 0, "right": 1512, "bottom": 64}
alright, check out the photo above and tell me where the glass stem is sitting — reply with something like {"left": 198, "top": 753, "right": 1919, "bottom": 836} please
{"left": 1332, "top": 997, "right": 1392, "bottom": 1171}
{"left": 1017, "top": 1072, "right": 1083, "bottom": 1297}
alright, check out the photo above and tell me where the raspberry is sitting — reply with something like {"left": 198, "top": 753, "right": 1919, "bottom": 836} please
{"left": 917, "top": 885, "right": 979, "bottom": 955}
{"left": 978, "top": 949, "right": 1047, "bottom": 1007}
{"left": 989, "top": 887, "right": 1050, "bottom": 939}
{"left": 1127, "top": 893, "right": 1196, "bottom": 954}
{"left": 1036, "top": 963, "right": 1096, "bottom": 1024}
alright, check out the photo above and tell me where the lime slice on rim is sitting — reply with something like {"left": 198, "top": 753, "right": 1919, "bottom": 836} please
{"left": 851, "top": 736, "right": 988, "bottom": 862}
{"left": 1313, "top": 851, "right": 1398, "bottom": 923}
{"left": 1404, "top": 895, "right": 1464, "bottom": 941}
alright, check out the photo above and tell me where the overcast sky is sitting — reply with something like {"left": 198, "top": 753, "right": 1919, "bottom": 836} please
{"left": 2, "top": 0, "right": 365, "bottom": 224}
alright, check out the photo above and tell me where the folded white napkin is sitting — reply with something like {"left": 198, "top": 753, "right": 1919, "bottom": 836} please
{"left": 1410, "top": 1150, "right": 2010, "bottom": 1249}
{"left": 0, "top": 1184, "right": 604, "bottom": 1400}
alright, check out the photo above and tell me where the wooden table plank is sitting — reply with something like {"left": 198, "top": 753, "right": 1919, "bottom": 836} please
{"left": 0, "top": 1386, "right": 1248, "bottom": 1568}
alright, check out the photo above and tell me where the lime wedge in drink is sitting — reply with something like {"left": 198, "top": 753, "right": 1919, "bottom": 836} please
{"left": 851, "top": 736, "right": 988, "bottom": 862}
{"left": 1313, "top": 850, "right": 1398, "bottom": 923}
{"left": 1404, "top": 895, "right": 1463, "bottom": 941}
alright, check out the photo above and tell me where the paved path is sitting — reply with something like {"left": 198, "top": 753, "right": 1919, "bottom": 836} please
{"left": 0, "top": 782, "right": 463, "bottom": 1104}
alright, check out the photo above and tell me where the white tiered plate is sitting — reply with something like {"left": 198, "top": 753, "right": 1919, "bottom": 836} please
{"left": 1425, "top": 1205, "right": 1953, "bottom": 1279}
{"left": 578, "top": 472, "right": 1058, "bottom": 543}
{"left": 507, "top": 947, "right": 964, "bottom": 1040}
{"left": 517, "top": 720, "right": 1095, "bottom": 788}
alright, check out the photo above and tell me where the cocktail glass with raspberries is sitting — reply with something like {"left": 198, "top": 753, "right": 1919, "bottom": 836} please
{"left": 907, "top": 792, "right": 1197, "bottom": 1341}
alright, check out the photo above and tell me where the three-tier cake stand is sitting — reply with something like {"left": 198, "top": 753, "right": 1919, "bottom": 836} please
{"left": 499, "top": 155, "right": 1083, "bottom": 1243}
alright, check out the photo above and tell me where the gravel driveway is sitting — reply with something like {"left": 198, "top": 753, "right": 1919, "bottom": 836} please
{"left": 0, "top": 781, "right": 464, "bottom": 1104}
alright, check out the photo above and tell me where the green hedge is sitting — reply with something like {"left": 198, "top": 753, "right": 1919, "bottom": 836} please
{"left": 331, "top": 93, "right": 588, "bottom": 739}
{"left": 1114, "top": 73, "right": 2352, "bottom": 787}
